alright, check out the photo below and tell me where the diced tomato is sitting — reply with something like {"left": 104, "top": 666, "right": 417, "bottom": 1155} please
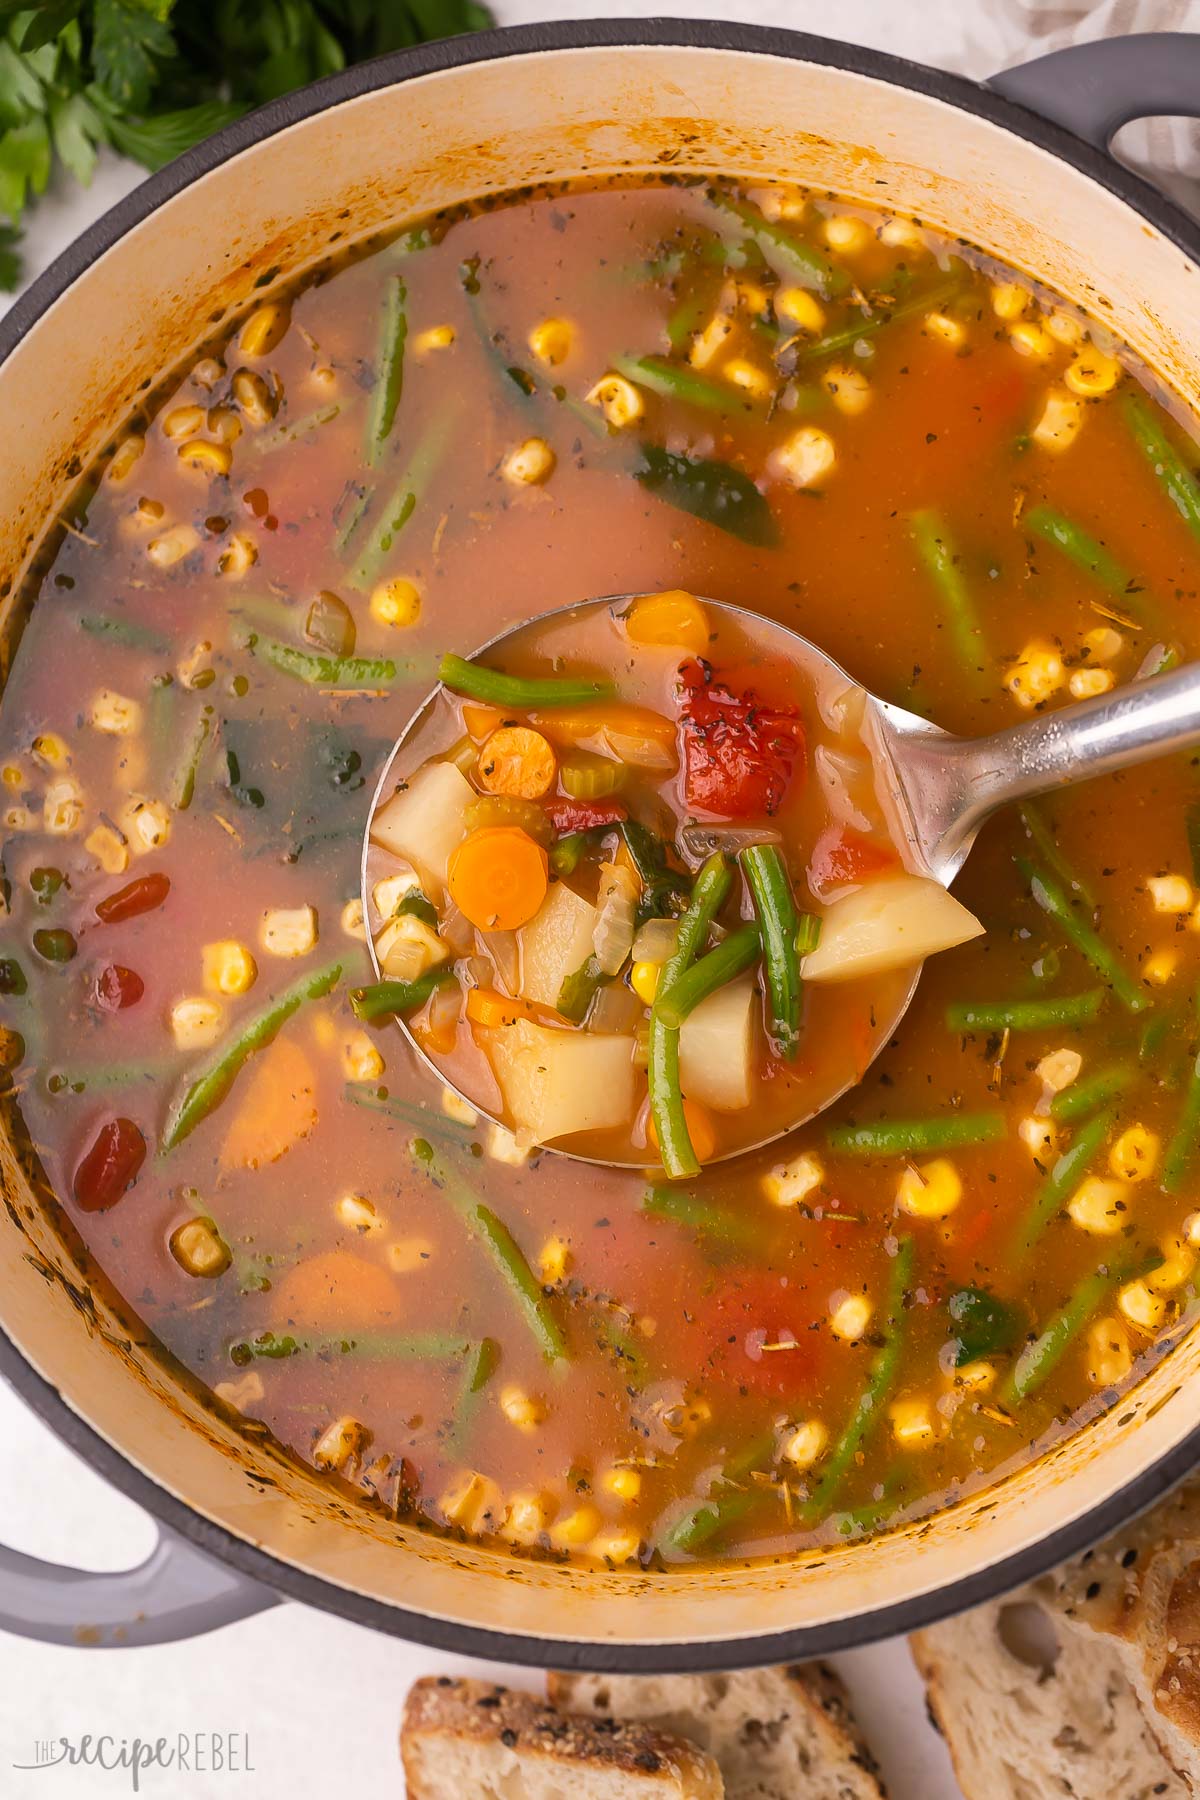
{"left": 95, "top": 964, "right": 144, "bottom": 1011}
{"left": 95, "top": 872, "right": 170, "bottom": 923}
{"left": 696, "top": 1273, "right": 824, "bottom": 1398}
{"left": 676, "top": 659, "right": 805, "bottom": 819}
{"left": 544, "top": 797, "right": 628, "bottom": 834}
{"left": 807, "top": 825, "right": 899, "bottom": 899}
{"left": 73, "top": 1117, "right": 146, "bottom": 1212}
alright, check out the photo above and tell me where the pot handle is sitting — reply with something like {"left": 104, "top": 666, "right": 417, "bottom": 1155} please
{"left": 989, "top": 32, "right": 1200, "bottom": 152}
{"left": 0, "top": 1523, "right": 278, "bottom": 1646}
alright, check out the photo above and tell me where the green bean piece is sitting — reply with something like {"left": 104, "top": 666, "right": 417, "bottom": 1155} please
{"left": 252, "top": 636, "right": 398, "bottom": 687}
{"left": 413, "top": 1143, "right": 568, "bottom": 1364}
{"left": 147, "top": 677, "right": 175, "bottom": 764}
{"left": 366, "top": 274, "right": 407, "bottom": 465}
{"left": 332, "top": 481, "right": 373, "bottom": 557}
{"left": 1018, "top": 856, "right": 1148, "bottom": 1013}
{"left": 946, "top": 990, "right": 1105, "bottom": 1034}
{"left": 556, "top": 954, "right": 609, "bottom": 1024}
{"left": 795, "top": 912, "right": 821, "bottom": 957}
{"left": 635, "top": 444, "right": 779, "bottom": 548}
{"left": 1050, "top": 1062, "right": 1136, "bottom": 1123}
{"left": 1163, "top": 987, "right": 1200, "bottom": 1194}
{"left": 1004, "top": 1259, "right": 1142, "bottom": 1403}
{"left": 1123, "top": 393, "right": 1200, "bottom": 544}
{"left": 704, "top": 189, "right": 848, "bottom": 297}
{"left": 347, "top": 409, "right": 458, "bottom": 591}
{"left": 349, "top": 971, "right": 455, "bottom": 1024}
{"left": 231, "top": 1329, "right": 469, "bottom": 1364}
{"left": 172, "top": 705, "right": 213, "bottom": 811}
{"left": 438, "top": 653, "right": 615, "bottom": 709}
{"left": 342, "top": 1083, "right": 472, "bottom": 1142}
{"left": 612, "top": 353, "right": 759, "bottom": 415}
{"left": 653, "top": 923, "right": 760, "bottom": 1030}
{"left": 77, "top": 612, "right": 169, "bottom": 653}
{"left": 1024, "top": 502, "right": 1151, "bottom": 621}
{"left": 641, "top": 1183, "right": 759, "bottom": 1252}
{"left": 665, "top": 284, "right": 713, "bottom": 354}
{"left": 619, "top": 819, "right": 690, "bottom": 919}
{"left": 1187, "top": 801, "right": 1200, "bottom": 890}
{"left": 740, "top": 844, "right": 801, "bottom": 1056}
{"left": 647, "top": 853, "right": 734, "bottom": 1179}
{"left": 828, "top": 1113, "right": 1005, "bottom": 1156}
{"left": 450, "top": 1336, "right": 499, "bottom": 1452}
{"left": 1012, "top": 1107, "right": 1115, "bottom": 1257}
{"left": 549, "top": 829, "right": 600, "bottom": 877}
{"left": 459, "top": 256, "right": 540, "bottom": 405}
{"left": 791, "top": 274, "right": 962, "bottom": 362}
{"left": 251, "top": 402, "right": 340, "bottom": 455}
{"left": 666, "top": 1489, "right": 756, "bottom": 1555}
{"left": 47, "top": 1057, "right": 175, "bottom": 1094}
{"left": 162, "top": 960, "right": 343, "bottom": 1151}
{"left": 803, "top": 1236, "right": 914, "bottom": 1523}
{"left": 1017, "top": 802, "right": 1095, "bottom": 908}
{"left": 910, "top": 511, "right": 985, "bottom": 684}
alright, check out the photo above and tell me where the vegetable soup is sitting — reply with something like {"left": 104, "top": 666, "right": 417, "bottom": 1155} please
{"left": 3, "top": 175, "right": 1200, "bottom": 1566}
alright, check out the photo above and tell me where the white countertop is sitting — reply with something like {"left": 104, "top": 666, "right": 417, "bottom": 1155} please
{"left": 0, "top": 1, "right": 1186, "bottom": 1790}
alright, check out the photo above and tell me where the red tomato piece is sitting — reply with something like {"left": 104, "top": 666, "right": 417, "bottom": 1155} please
{"left": 544, "top": 797, "right": 628, "bottom": 834}
{"left": 95, "top": 872, "right": 170, "bottom": 923}
{"left": 73, "top": 1117, "right": 146, "bottom": 1212}
{"left": 807, "top": 825, "right": 899, "bottom": 899}
{"left": 697, "top": 1273, "right": 824, "bottom": 1398}
{"left": 676, "top": 659, "right": 805, "bottom": 819}
{"left": 95, "top": 964, "right": 144, "bottom": 1011}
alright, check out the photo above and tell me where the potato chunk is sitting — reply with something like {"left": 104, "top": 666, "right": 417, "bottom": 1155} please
{"left": 518, "top": 883, "right": 596, "bottom": 1008}
{"left": 802, "top": 874, "right": 983, "bottom": 982}
{"left": 370, "top": 761, "right": 474, "bottom": 888}
{"left": 484, "top": 1018, "right": 634, "bottom": 1143}
{"left": 678, "top": 976, "right": 756, "bottom": 1111}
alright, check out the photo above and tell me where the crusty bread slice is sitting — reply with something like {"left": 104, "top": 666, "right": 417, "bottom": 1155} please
{"left": 549, "top": 1665, "right": 885, "bottom": 1800}
{"left": 911, "top": 1589, "right": 1189, "bottom": 1799}
{"left": 402, "top": 1676, "right": 724, "bottom": 1799}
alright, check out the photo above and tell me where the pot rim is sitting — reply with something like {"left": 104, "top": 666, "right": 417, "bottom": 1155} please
{"left": 3, "top": 16, "right": 1200, "bottom": 1669}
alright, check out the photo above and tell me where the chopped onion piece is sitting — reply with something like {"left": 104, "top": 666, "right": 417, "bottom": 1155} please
{"left": 592, "top": 861, "right": 639, "bottom": 975}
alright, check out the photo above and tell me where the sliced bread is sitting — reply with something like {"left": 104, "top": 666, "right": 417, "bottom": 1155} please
{"left": 911, "top": 1589, "right": 1189, "bottom": 1799}
{"left": 549, "top": 1665, "right": 885, "bottom": 1800}
{"left": 402, "top": 1676, "right": 725, "bottom": 1799}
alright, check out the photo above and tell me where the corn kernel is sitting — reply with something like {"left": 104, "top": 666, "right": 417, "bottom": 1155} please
{"left": 829, "top": 1293, "right": 872, "bottom": 1340}
{"left": 1, "top": 805, "right": 31, "bottom": 831}
{"left": 1150, "top": 874, "right": 1193, "bottom": 913}
{"left": 776, "top": 288, "right": 825, "bottom": 334}
{"left": 601, "top": 1465, "right": 641, "bottom": 1503}
{"left": 206, "top": 404, "right": 242, "bottom": 446}
{"left": 527, "top": 318, "right": 572, "bottom": 366}
{"left": 1009, "top": 321, "right": 1055, "bottom": 360}
{"left": 178, "top": 641, "right": 215, "bottom": 689}
{"left": 879, "top": 217, "right": 926, "bottom": 251}
{"left": 202, "top": 940, "right": 257, "bottom": 997}
{"left": 1119, "top": 1279, "right": 1167, "bottom": 1332}
{"left": 217, "top": 531, "right": 258, "bottom": 578}
{"left": 177, "top": 439, "right": 232, "bottom": 479}
{"left": 213, "top": 1371, "right": 265, "bottom": 1410}
{"left": 412, "top": 324, "right": 456, "bottom": 356}
{"left": 85, "top": 823, "right": 128, "bottom": 875}
{"left": 1036, "top": 1047, "right": 1082, "bottom": 1094}
{"left": 1110, "top": 1123, "right": 1159, "bottom": 1183}
{"left": 783, "top": 1419, "right": 827, "bottom": 1469}
{"left": 1068, "top": 667, "right": 1115, "bottom": 700}
{"left": 120, "top": 796, "right": 171, "bottom": 853}
{"left": 370, "top": 577, "right": 421, "bottom": 629}
{"left": 147, "top": 524, "right": 200, "bottom": 568}
{"left": 824, "top": 214, "right": 870, "bottom": 254}
{"left": 43, "top": 777, "right": 83, "bottom": 835}
{"left": 688, "top": 314, "right": 734, "bottom": 370}
{"left": 1065, "top": 348, "right": 1121, "bottom": 397}
{"left": 630, "top": 960, "right": 660, "bottom": 1006}
{"left": 310, "top": 1012, "right": 337, "bottom": 1051}
{"left": 1148, "top": 1234, "right": 1195, "bottom": 1293}
{"left": 590, "top": 1527, "right": 641, "bottom": 1566}
{"left": 538, "top": 1235, "right": 571, "bottom": 1283}
{"left": 586, "top": 373, "right": 644, "bottom": 429}
{"left": 340, "top": 896, "right": 366, "bottom": 940}
{"left": 926, "top": 311, "right": 967, "bottom": 347}
{"left": 1046, "top": 309, "right": 1086, "bottom": 347}
{"left": 1018, "top": 1115, "right": 1058, "bottom": 1159}
{"left": 663, "top": 1396, "right": 711, "bottom": 1437}
{"left": 169, "top": 1216, "right": 231, "bottom": 1279}
{"left": 239, "top": 303, "right": 290, "bottom": 359}
{"left": 32, "top": 731, "right": 70, "bottom": 770}
{"left": 313, "top": 1415, "right": 368, "bottom": 1475}
{"left": 163, "top": 404, "right": 206, "bottom": 441}
{"left": 897, "top": 1157, "right": 962, "bottom": 1219}
{"left": 503, "top": 437, "right": 555, "bottom": 486}
{"left": 500, "top": 1386, "right": 546, "bottom": 1432}
{"left": 171, "top": 996, "right": 223, "bottom": 1050}
{"left": 335, "top": 1194, "right": 382, "bottom": 1235}
{"left": 90, "top": 689, "right": 142, "bottom": 736}
{"left": 1005, "top": 642, "right": 1064, "bottom": 708}
{"left": 503, "top": 1490, "right": 555, "bottom": 1545}
{"left": 386, "top": 1237, "right": 434, "bottom": 1274}
{"left": 1032, "top": 388, "right": 1083, "bottom": 452}
{"left": 1068, "top": 1175, "right": 1127, "bottom": 1235}
{"left": 954, "top": 1361, "right": 997, "bottom": 1392}
{"left": 991, "top": 282, "right": 1029, "bottom": 321}
{"left": 261, "top": 905, "right": 317, "bottom": 958}
{"left": 773, "top": 425, "right": 836, "bottom": 489}
{"left": 372, "top": 870, "right": 420, "bottom": 918}
{"left": 231, "top": 368, "right": 276, "bottom": 424}
{"left": 436, "top": 1089, "right": 476, "bottom": 1130}
{"left": 823, "top": 363, "right": 872, "bottom": 416}
{"left": 439, "top": 1468, "right": 503, "bottom": 1531}
{"left": 759, "top": 184, "right": 806, "bottom": 222}
{"left": 763, "top": 1152, "right": 824, "bottom": 1207}
{"left": 374, "top": 913, "right": 446, "bottom": 980}
{"left": 342, "top": 1029, "right": 384, "bottom": 1084}
{"left": 723, "top": 357, "right": 772, "bottom": 399}
{"left": 1144, "top": 949, "right": 1178, "bottom": 985}
{"left": 1084, "top": 626, "right": 1124, "bottom": 662}
{"left": 107, "top": 434, "right": 145, "bottom": 482}
{"left": 487, "top": 1123, "right": 529, "bottom": 1167}
{"left": 1087, "top": 1316, "right": 1133, "bottom": 1385}
{"left": 550, "top": 1503, "right": 602, "bottom": 1548}
{"left": 889, "top": 1397, "right": 938, "bottom": 1447}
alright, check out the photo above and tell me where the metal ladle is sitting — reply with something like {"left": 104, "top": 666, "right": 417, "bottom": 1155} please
{"left": 363, "top": 597, "right": 1200, "bottom": 1163}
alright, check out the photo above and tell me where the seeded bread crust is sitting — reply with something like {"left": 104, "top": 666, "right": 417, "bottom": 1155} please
{"left": 402, "top": 1676, "right": 725, "bottom": 1799}
{"left": 549, "top": 1664, "right": 885, "bottom": 1800}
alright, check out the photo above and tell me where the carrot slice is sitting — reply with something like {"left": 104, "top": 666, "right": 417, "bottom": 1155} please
{"left": 219, "top": 1036, "right": 317, "bottom": 1170}
{"left": 462, "top": 703, "right": 506, "bottom": 741}
{"left": 273, "top": 1250, "right": 401, "bottom": 1330}
{"left": 530, "top": 702, "right": 678, "bottom": 772}
{"left": 477, "top": 725, "right": 557, "bottom": 800}
{"left": 466, "top": 987, "right": 539, "bottom": 1029}
{"left": 448, "top": 826, "right": 548, "bottom": 932}
{"left": 648, "top": 1096, "right": 718, "bottom": 1164}
{"left": 625, "top": 589, "right": 711, "bottom": 656}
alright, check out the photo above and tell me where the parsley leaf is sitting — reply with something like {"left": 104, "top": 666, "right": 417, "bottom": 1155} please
{"left": 0, "top": 219, "right": 20, "bottom": 289}
{"left": 93, "top": 0, "right": 175, "bottom": 113}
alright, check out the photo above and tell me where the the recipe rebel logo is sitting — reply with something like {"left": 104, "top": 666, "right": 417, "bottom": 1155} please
{"left": 12, "top": 1732, "right": 255, "bottom": 1791}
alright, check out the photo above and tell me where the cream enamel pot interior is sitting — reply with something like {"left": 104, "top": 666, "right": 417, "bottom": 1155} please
{"left": 1, "top": 21, "right": 1199, "bottom": 1667}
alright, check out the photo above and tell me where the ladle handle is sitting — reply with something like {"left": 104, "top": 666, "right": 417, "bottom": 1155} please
{"left": 955, "top": 659, "right": 1200, "bottom": 822}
